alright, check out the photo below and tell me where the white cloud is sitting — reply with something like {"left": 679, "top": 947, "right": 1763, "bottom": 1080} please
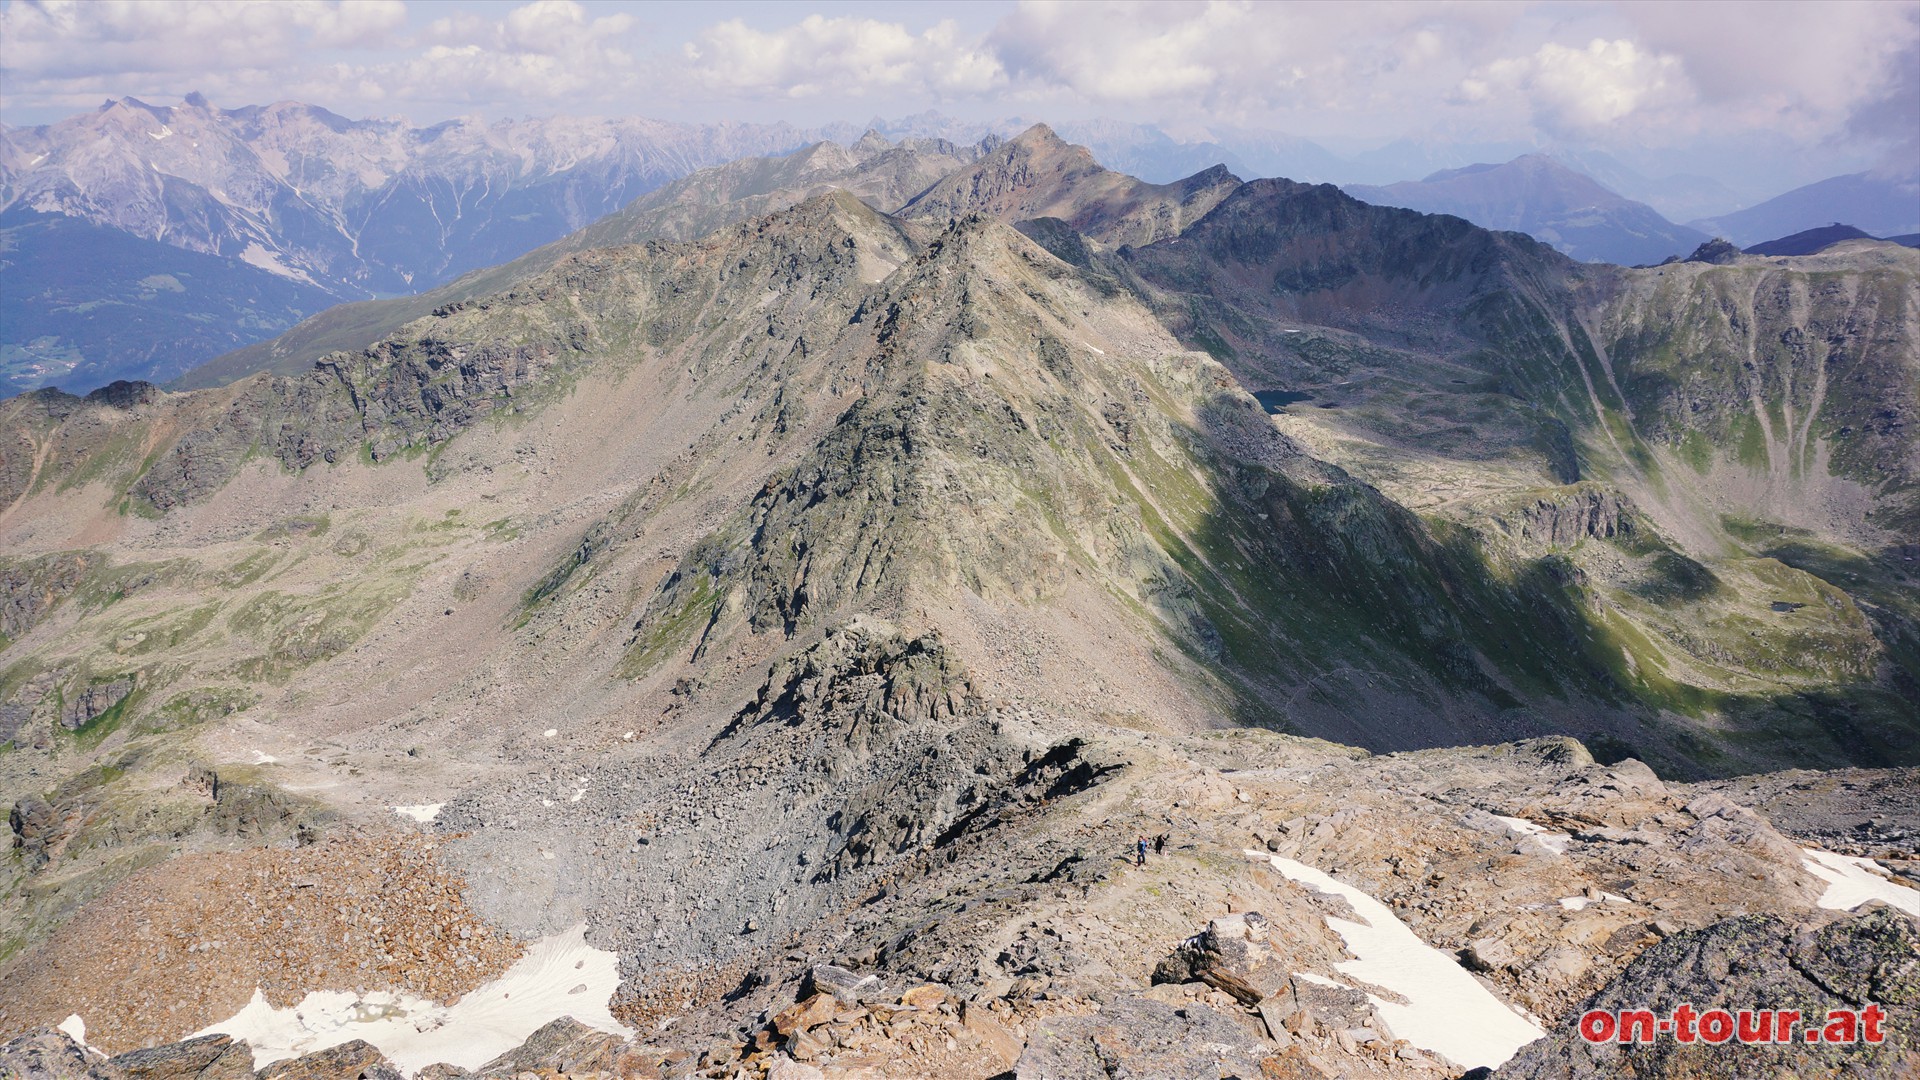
{"left": 1467, "top": 38, "right": 1691, "bottom": 134}
{"left": 681, "top": 15, "right": 1005, "bottom": 99}
{"left": 0, "top": 0, "right": 405, "bottom": 79}
{"left": 0, "top": 0, "right": 1910, "bottom": 179}
{"left": 378, "top": 0, "right": 641, "bottom": 107}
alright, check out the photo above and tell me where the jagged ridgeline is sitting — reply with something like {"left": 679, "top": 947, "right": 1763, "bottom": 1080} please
{"left": 3, "top": 139, "right": 1917, "bottom": 799}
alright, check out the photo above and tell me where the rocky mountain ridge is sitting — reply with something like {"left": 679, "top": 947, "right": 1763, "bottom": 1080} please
{"left": 1, "top": 127, "right": 1916, "bottom": 1079}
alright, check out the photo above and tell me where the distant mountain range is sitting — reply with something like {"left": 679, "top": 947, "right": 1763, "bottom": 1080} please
{"left": 1, "top": 95, "right": 827, "bottom": 394}
{"left": 6, "top": 97, "right": 1917, "bottom": 398}
{"left": 1742, "top": 223, "right": 1920, "bottom": 256}
{"left": 1690, "top": 171, "right": 1920, "bottom": 247}
{"left": 1343, "top": 155, "right": 1711, "bottom": 267}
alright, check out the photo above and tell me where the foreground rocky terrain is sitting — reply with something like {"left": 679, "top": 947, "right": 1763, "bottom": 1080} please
{"left": 2, "top": 126, "right": 1917, "bottom": 1077}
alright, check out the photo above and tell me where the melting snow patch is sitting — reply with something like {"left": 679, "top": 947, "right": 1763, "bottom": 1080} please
{"left": 195, "top": 924, "right": 630, "bottom": 1074}
{"left": 542, "top": 728, "right": 558, "bottom": 738}
{"left": 1255, "top": 851, "right": 1545, "bottom": 1070}
{"left": 1804, "top": 849, "right": 1920, "bottom": 917}
{"left": 392, "top": 804, "right": 443, "bottom": 823}
{"left": 1291, "top": 971, "right": 1344, "bottom": 989}
{"left": 1493, "top": 815, "right": 1569, "bottom": 854}
{"left": 57, "top": 1014, "right": 99, "bottom": 1053}
{"left": 252, "top": 750, "right": 278, "bottom": 764}
{"left": 1558, "top": 892, "right": 1629, "bottom": 911}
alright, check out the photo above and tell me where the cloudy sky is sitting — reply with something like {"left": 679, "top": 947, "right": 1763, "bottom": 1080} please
{"left": 3, "top": 0, "right": 1916, "bottom": 183}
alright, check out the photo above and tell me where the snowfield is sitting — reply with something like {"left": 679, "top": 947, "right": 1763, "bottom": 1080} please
{"left": 1803, "top": 849, "right": 1920, "bottom": 917}
{"left": 1253, "top": 851, "right": 1546, "bottom": 1070}
{"left": 193, "top": 924, "right": 631, "bottom": 1073}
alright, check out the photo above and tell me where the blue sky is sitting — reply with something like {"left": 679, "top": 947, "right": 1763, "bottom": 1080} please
{"left": 3, "top": 1, "right": 1916, "bottom": 185}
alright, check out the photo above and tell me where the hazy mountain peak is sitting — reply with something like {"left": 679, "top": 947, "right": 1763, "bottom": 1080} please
{"left": 1009, "top": 122, "right": 1070, "bottom": 150}
{"left": 1345, "top": 154, "right": 1707, "bottom": 265}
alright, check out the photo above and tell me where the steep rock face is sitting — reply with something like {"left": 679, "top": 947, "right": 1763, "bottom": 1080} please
{"left": 1, "top": 553, "right": 100, "bottom": 642}
{"left": 1601, "top": 245, "right": 1920, "bottom": 538}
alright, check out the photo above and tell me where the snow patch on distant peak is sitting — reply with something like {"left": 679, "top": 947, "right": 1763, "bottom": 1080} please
{"left": 148, "top": 125, "right": 173, "bottom": 141}
{"left": 1804, "top": 849, "right": 1920, "bottom": 917}
{"left": 1254, "top": 850, "right": 1546, "bottom": 1070}
{"left": 237, "top": 242, "right": 319, "bottom": 287}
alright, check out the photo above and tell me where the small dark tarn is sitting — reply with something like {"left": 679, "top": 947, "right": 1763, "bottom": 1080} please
{"left": 1771, "top": 601, "right": 1806, "bottom": 613}
{"left": 1252, "top": 389, "right": 1313, "bottom": 413}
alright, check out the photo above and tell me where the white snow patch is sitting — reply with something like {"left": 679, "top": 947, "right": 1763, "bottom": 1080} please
{"left": 195, "top": 924, "right": 630, "bottom": 1074}
{"left": 1291, "top": 971, "right": 1344, "bottom": 988}
{"left": 1557, "top": 892, "right": 1629, "bottom": 911}
{"left": 1493, "top": 815, "right": 1569, "bottom": 854}
{"left": 1255, "top": 851, "right": 1545, "bottom": 1069}
{"left": 57, "top": 1013, "right": 99, "bottom": 1052}
{"left": 622, "top": 731, "right": 635, "bottom": 740}
{"left": 539, "top": 798, "right": 554, "bottom": 808}
{"left": 1082, "top": 342, "right": 1106, "bottom": 355}
{"left": 236, "top": 243, "right": 318, "bottom": 286}
{"left": 252, "top": 750, "right": 278, "bottom": 764}
{"left": 147, "top": 125, "right": 173, "bottom": 140}
{"left": 392, "top": 804, "right": 443, "bottom": 823}
{"left": 1804, "top": 849, "right": 1920, "bottom": 917}
{"left": 542, "top": 728, "right": 558, "bottom": 738}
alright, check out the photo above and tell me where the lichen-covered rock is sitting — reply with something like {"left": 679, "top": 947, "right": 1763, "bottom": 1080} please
{"left": 1498, "top": 907, "right": 1920, "bottom": 1079}
{"left": 471, "top": 1017, "right": 623, "bottom": 1077}
{"left": 0, "top": 1028, "right": 117, "bottom": 1080}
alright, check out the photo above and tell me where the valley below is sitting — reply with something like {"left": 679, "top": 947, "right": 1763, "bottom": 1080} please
{"left": 2, "top": 126, "right": 1917, "bottom": 1079}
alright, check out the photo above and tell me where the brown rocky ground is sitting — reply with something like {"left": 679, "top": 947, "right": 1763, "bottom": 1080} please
{"left": 0, "top": 830, "right": 519, "bottom": 1055}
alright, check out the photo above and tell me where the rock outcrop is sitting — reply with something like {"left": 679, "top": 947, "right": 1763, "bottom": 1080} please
{"left": 1501, "top": 907, "right": 1919, "bottom": 1078}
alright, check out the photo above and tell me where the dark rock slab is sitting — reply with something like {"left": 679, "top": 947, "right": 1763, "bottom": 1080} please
{"left": 110, "top": 1034, "right": 251, "bottom": 1080}
{"left": 254, "top": 1041, "right": 399, "bottom": 1080}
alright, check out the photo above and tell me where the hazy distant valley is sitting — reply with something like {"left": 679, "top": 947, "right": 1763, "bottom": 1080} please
{"left": 2, "top": 114, "right": 1918, "bottom": 1079}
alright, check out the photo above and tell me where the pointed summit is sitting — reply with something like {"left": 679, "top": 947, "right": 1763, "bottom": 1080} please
{"left": 899, "top": 125, "right": 1239, "bottom": 248}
